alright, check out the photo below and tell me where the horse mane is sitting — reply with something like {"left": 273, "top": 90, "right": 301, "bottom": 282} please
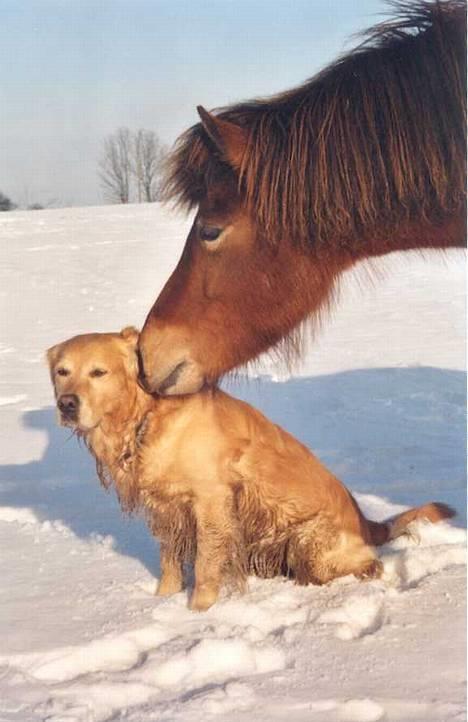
{"left": 163, "top": 0, "right": 466, "bottom": 248}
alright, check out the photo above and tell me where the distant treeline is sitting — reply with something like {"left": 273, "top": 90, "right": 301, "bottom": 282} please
{"left": 0, "top": 192, "right": 17, "bottom": 211}
{"left": 0, "top": 191, "right": 46, "bottom": 212}
{"left": 1, "top": 126, "right": 167, "bottom": 210}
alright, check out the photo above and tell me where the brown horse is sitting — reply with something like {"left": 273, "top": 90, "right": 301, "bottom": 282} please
{"left": 139, "top": 0, "right": 466, "bottom": 395}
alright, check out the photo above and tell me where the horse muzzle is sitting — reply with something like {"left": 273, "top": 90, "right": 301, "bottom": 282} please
{"left": 138, "top": 318, "right": 209, "bottom": 395}
{"left": 138, "top": 353, "right": 205, "bottom": 396}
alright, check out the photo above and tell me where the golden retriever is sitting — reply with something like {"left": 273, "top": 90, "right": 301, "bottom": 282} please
{"left": 47, "top": 327, "right": 454, "bottom": 610}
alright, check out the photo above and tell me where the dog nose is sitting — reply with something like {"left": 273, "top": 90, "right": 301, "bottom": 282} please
{"left": 58, "top": 394, "right": 79, "bottom": 417}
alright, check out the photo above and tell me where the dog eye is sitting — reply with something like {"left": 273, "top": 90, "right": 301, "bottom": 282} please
{"left": 56, "top": 368, "right": 70, "bottom": 377}
{"left": 90, "top": 368, "right": 108, "bottom": 378}
{"left": 199, "top": 226, "right": 222, "bottom": 242}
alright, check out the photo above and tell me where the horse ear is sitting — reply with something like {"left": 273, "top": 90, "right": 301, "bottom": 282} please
{"left": 197, "top": 105, "right": 247, "bottom": 170}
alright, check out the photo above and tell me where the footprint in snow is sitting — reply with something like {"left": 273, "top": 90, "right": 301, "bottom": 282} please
{"left": 318, "top": 593, "right": 385, "bottom": 640}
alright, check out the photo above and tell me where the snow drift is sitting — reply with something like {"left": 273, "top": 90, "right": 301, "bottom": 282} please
{"left": 0, "top": 204, "right": 465, "bottom": 722}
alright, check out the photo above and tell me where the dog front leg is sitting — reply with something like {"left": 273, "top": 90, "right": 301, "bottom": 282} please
{"left": 190, "top": 493, "right": 238, "bottom": 611}
{"left": 157, "top": 542, "right": 184, "bottom": 596}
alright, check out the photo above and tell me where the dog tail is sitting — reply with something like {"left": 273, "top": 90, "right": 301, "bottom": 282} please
{"left": 366, "top": 502, "right": 455, "bottom": 546}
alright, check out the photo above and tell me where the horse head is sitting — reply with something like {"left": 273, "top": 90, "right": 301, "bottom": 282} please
{"left": 139, "top": 2, "right": 465, "bottom": 395}
{"left": 139, "top": 108, "right": 330, "bottom": 395}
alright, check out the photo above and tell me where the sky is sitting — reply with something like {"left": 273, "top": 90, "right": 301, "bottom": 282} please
{"left": 1, "top": 0, "right": 385, "bottom": 208}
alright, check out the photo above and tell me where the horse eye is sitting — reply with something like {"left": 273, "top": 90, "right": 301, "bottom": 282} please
{"left": 90, "top": 368, "right": 108, "bottom": 378}
{"left": 56, "top": 368, "right": 69, "bottom": 377}
{"left": 199, "top": 226, "right": 222, "bottom": 242}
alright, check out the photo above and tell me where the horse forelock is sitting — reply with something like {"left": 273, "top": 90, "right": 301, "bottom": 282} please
{"left": 163, "top": 0, "right": 466, "bottom": 248}
{"left": 162, "top": 125, "right": 238, "bottom": 210}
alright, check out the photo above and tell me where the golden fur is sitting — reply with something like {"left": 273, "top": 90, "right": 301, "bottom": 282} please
{"left": 47, "top": 328, "right": 454, "bottom": 610}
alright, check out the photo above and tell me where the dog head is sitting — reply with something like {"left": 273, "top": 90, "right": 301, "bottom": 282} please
{"left": 47, "top": 327, "right": 140, "bottom": 431}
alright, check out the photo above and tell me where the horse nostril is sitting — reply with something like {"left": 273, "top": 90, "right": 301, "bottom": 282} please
{"left": 58, "top": 394, "right": 79, "bottom": 416}
{"left": 136, "top": 348, "right": 150, "bottom": 391}
{"left": 158, "top": 361, "right": 187, "bottom": 395}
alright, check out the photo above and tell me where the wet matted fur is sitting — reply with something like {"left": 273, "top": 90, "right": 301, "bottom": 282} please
{"left": 48, "top": 328, "right": 454, "bottom": 610}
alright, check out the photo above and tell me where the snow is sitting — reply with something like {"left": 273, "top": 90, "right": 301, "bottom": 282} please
{"left": 0, "top": 506, "right": 38, "bottom": 524}
{"left": 0, "top": 203, "right": 466, "bottom": 722}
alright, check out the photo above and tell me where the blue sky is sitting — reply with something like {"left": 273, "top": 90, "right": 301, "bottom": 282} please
{"left": 1, "top": 0, "right": 384, "bottom": 207}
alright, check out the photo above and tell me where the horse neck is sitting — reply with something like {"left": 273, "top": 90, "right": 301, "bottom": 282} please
{"left": 350, "top": 214, "right": 465, "bottom": 260}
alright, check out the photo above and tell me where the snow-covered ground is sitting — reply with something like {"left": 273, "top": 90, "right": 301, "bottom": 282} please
{"left": 0, "top": 204, "right": 465, "bottom": 722}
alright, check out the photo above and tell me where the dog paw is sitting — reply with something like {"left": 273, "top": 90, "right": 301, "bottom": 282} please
{"left": 356, "top": 559, "right": 383, "bottom": 580}
{"left": 189, "top": 586, "right": 219, "bottom": 611}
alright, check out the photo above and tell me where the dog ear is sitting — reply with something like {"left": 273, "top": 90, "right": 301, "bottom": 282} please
{"left": 46, "top": 343, "right": 62, "bottom": 370}
{"left": 120, "top": 326, "right": 139, "bottom": 347}
{"left": 120, "top": 327, "right": 140, "bottom": 376}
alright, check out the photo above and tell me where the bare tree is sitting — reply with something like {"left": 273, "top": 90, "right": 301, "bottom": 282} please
{"left": 99, "top": 128, "right": 132, "bottom": 204}
{"left": 132, "top": 129, "right": 165, "bottom": 203}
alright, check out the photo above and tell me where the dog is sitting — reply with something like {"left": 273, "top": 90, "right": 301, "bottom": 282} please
{"left": 47, "top": 327, "right": 454, "bottom": 610}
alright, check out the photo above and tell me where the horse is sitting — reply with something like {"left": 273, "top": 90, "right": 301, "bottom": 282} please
{"left": 139, "top": 0, "right": 466, "bottom": 396}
